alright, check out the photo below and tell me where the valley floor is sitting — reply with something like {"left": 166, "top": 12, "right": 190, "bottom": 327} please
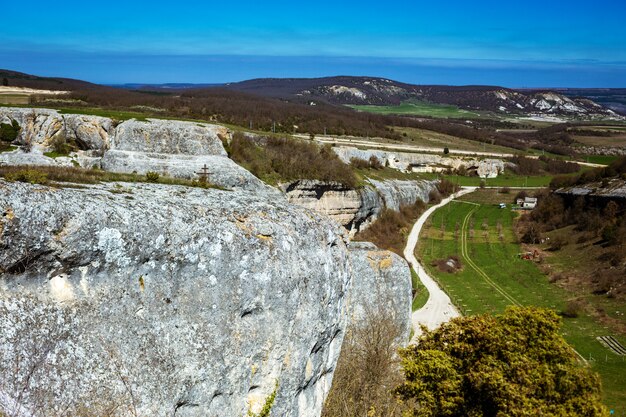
{"left": 416, "top": 189, "right": 626, "bottom": 413}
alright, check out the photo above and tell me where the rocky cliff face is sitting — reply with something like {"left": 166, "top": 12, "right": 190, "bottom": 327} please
{"left": 0, "top": 181, "right": 353, "bottom": 417}
{"left": 346, "top": 242, "right": 412, "bottom": 343}
{"left": 0, "top": 107, "right": 263, "bottom": 191}
{"left": 282, "top": 178, "right": 436, "bottom": 232}
{"left": 0, "top": 180, "right": 413, "bottom": 417}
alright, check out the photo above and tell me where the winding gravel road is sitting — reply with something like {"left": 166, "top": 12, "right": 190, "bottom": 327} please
{"left": 404, "top": 187, "right": 476, "bottom": 343}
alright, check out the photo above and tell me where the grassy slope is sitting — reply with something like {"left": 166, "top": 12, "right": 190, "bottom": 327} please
{"left": 419, "top": 173, "right": 560, "bottom": 187}
{"left": 393, "top": 126, "right": 523, "bottom": 154}
{"left": 349, "top": 100, "right": 483, "bottom": 118}
{"left": 416, "top": 189, "right": 626, "bottom": 412}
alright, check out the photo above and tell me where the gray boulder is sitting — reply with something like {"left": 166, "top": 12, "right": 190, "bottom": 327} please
{"left": 346, "top": 241, "right": 412, "bottom": 344}
{"left": 0, "top": 181, "right": 351, "bottom": 417}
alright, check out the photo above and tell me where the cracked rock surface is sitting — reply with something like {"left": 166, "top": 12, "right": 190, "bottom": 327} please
{"left": 0, "top": 181, "right": 351, "bottom": 417}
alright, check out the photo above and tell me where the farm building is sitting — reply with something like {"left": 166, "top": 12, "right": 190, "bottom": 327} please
{"left": 516, "top": 197, "right": 537, "bottom": 209}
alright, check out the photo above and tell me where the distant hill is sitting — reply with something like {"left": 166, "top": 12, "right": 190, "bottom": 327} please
{"left": 114, "top": 83, "right": 224, "bottom": 90}
{"left": 221, "top": 76, "right": 623, "bottom": 119}
{"left": 0, "top": 69, "right": 99, "bottom": 91}
{"left": 556, "top": 88, "right": 626, "bottom": 116}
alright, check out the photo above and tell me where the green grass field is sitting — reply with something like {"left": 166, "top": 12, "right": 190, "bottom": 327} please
{"left": 579, "top": 155, "right": 621, "bottom": 165}
{"left": 349, "top": 101, "right": 483, "bottom": 118}
{"left": 420, "top": 173, "right": 559, "bottom": 187}
{"left": 411, "top": 268, "right": 429, "bottom": 311}
{"left": 416, "top": 189, "right": 626, "bottom": 412}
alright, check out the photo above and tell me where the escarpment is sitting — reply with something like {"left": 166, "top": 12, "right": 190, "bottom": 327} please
{"left": 0, "top": 181, "right": 351, "bottom": 417}
{"left": 282, "top": 178, "right": 437, "bottom": 233}
{"left": 0, "top": 108, "right": 416, "bottom": 416}
{"left": 0, "top": 107, "right": 264, "bottom": 191}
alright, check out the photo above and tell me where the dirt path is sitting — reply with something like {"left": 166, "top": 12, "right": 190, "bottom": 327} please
{"left": 405, "top": 187, "right": 476, "bottom": 343}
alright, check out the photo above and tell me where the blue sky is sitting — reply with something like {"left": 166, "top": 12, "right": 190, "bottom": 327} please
{"left": 2, "top": 0, "right": 625, "bottom": 86}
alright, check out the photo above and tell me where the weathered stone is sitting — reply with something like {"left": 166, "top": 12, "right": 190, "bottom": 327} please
{"left": 0, "top": 181, "right": 351, "bottom": 417}
{"left": 111, "top": 119, "right": 228, "bottom": 156}
{"left": 0, "top": 108, "right": 267, "bottom": 191}
{"left": 63, "top": 113, "right": 114, "bottom": 151}
{"left": 346, "top": 241, "right": 412, "bottom": 344}
{"left": 282, "top": 178, "right": 436, "bottom": 232}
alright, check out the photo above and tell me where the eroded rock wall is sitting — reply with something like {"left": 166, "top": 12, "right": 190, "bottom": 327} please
{"left": 346, "top": 242, "right": 412, "bottom": 343}
{"left": 282, "top": 178, "right": 437, "bottom": 232}
{"left": 0, "top": 108, "right": 264, "bottom": 191}
{"left": 0, "top": 181, "right": 351, "bottom": 417}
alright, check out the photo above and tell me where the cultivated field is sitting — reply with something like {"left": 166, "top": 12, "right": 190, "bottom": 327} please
{"left": 416, "top": 189, "right": 626, "bottom": 412}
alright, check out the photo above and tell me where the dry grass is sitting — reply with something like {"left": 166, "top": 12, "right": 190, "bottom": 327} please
{"left": 355, "top": 201, "right": 427, "bottom": 256}
{"left": 0, "top": 165, "right": 219, "bottom": 189}
{"left": 322, "top": 307, "right": 406, "bottom": 417}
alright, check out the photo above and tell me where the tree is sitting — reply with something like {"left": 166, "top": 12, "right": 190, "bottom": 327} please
{"left": 0, "top": 120, "right": 20, "bottom": 143}
{"left": 2, "top": 77, "right": 7, "bottom": 86}
{"left": 443, "top": 147, "right": 449, "bottom": 155}
{"left": 395, "top": 307, "right": 608, "bottom": 417}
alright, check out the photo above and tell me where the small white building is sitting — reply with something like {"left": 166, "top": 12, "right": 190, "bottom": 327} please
{"left": 520, "top": 197, "right": 537, "bottom": 209}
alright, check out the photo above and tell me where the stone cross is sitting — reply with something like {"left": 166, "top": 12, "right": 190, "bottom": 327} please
{"left": 196, "top": 164, "right": 210, "bottom": 183}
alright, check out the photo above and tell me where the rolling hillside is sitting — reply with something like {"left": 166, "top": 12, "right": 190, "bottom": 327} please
{"left": 222, "top": 76, "right": 624, "bottom": 119}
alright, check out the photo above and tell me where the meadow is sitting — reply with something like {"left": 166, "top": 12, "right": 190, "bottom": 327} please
{"left": 349, "top": 100, "right": 482, "bottom": 118}
{"left": 416, "top": 189, "right": 626, "bottom": 412}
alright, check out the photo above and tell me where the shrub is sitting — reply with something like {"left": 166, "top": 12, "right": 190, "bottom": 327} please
{"left": 0, "top": 120, "right": 20, "bottom": 143}
{"left": 428, "top": 189, "right": 442, "bottom": 204}
{"left": 145, "top": 171, "right": 160, "bottom": 182}
{"left": 499, "top": 186, "right": 510, "bottom": 194}
{"left": 437, "top": 179, "right": 458, "bottom": 197}
{"left": 4, "top": 169, "right": 49, "bottom": 185}
{"left": 355, "top": 200, "right": 426, "bottom": 255}
{"left": 230, "top": 133, "right": 358, "bottom": 187}
{"left": 48, "top": 133, "right": 73, "bottom": 156}
{"left": 350, "top": 157, "right": 371, "bottom": 169}
{"left": 369, "top": 155, "right": 384, "bottom": 170}
{"left": 396, "top": 307, "right": 608, "bottom": 416}
{"left": 479, "top": 179, "right": 486, "bottom": 188}
{"left": 520, "top": 223, "right": 541, "bottom": 244}
{"left": 561, "top": 299, "right": 584, "bottom": 318}
{"left": 508, "top": 155, "right": 543, "bottom": 175}
{"left": 322, "top": 306, "right": 405, "bottom": 417}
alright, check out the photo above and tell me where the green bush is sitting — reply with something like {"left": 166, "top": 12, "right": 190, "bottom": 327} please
{"left": 396, "top": 307, "right": 608, "bottom": 416}
{"left": 48, "top": 134, "right": 73, "bottom": 156}
{"left": 0, "top": 120, "right": 20, "bottom": 143}
{"left": 145, "top": 171, "right": 160, "bottom": 182}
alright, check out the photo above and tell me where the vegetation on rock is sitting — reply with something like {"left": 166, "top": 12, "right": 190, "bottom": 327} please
{"left": 322, "top": 308, "right": 405, "bottom": 417}
{"left": 0, "top": 165, "right": 219, "bottom": 189}
{"left": 0, "top": 120, "right": 20, "bottom": 144}
{"left": 396, "top": 307, "right": 609, "bottom": 417}
{"left": 228, "top": 132, "right": 359, "bottom": 187}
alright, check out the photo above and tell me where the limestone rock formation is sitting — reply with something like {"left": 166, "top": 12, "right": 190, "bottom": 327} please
{"left": 0, "top": 108, "right": 265, "bottom": 191}
{"left": 0, "top": 181, "right": 351, "bottom": 417}
{"left": 334, "top": 146, "right": 505, "bottom": 178}
{"left": 282, "top": 178, "right": 436, "bottom": 232}
{"left": 346, "top": 242, "right": 412, "bottom": 343}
